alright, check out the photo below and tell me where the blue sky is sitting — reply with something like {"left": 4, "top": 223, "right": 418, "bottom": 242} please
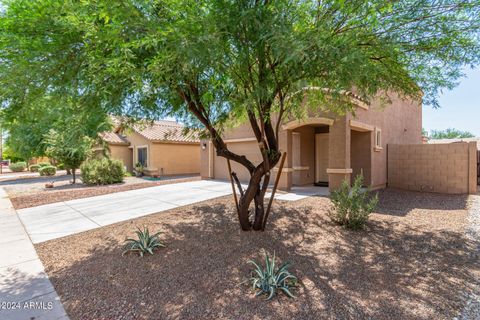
{"left": 423, "top": 67, "right": 480, "bottom": 136}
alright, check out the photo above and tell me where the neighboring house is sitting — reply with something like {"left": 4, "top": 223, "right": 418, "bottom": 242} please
{"left": 200, "top": 92, "right": 422, "bottom": 191}
{"left": 100, "top": 120, "right": 200, "bottom": 176}
{"left": 428, "top": 137, "right": 480, "bottom": 149}
{"left": 29, "top": 156, "right": 50, "bottom": 165}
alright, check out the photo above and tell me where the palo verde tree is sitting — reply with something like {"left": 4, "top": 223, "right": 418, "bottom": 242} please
{"left": 1, "top": 0, "right": 479, "bottom": 230}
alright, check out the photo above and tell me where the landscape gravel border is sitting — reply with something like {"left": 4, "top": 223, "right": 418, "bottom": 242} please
{"left": 456, "top": 194, "right": 480, "bottom": 320}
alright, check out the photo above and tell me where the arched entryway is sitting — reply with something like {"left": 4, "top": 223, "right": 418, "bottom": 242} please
{"left": 282, "top": 117, "right": 334, "bottom": 190}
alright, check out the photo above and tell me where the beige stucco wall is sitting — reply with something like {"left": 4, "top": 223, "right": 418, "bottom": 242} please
{"left": 109, "top": 145, "right": 133, "bottom": 172}
{"left": 388, "top": 142, "right": 477, "bottom": 194}
{"left": 112, "top": 131, "right": 200, "bottom": 176}
{"left": 350, "top": 93, "right": 422, "bottom": 189}
{"left": 200, "top": 91, "right": 422, "bottom": 191}
{"left": 149, "top": 142, "right": 200, "bottom": 175}
{"left": 213, "top": 140, "right": 261, "bottom": 181}
{"left": 350, "top": 130, "right": 372, "bottom": 185}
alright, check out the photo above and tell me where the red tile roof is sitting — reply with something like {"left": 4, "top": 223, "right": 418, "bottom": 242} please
{"left": 134, "top": 120, "right": 199, "bottom": 143}
{"left": 101, "top": 119, "right": 199, "bottom": 144}
{"left": 99, "top": 132, "right": 129, "bottom": 145}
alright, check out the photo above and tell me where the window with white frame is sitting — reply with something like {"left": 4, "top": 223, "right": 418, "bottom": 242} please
{"left": 374, "top": 128, "right": 382, "bottom": 150}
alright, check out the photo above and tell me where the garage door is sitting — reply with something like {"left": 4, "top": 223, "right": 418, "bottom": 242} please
{"left": 214, "top": 141, "right": 262, "bottom": 182}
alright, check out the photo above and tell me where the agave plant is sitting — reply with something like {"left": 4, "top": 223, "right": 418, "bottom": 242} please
{"left": 248, "top": 251, "right": 297, "bottom": 300}
{"left": 123, "top": 226, "right": 165, "bottom": 257}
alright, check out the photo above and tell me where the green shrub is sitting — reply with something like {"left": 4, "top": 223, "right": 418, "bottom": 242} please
{"left": 123, "top": 227, "right": 165, "bottom": 257}
{"left": 29, "top": 164, "right": 40, "bottom": 172}
{"left": 81, "top": 158, "right": 125, "bottom": 185}
{"left": 39, "top": 165, "right": 57, "bottom": 176}
{"left": 9, "top": 162, "right": 27, "bottom": 172}
{"left": 248, "top": 250, "right": 297, "bottom": 300}
{"left": 328, "top": 174, "right": 379, "bottom": 230}
{"left": 38, "top": 162, "right": 51, "bottom": 167}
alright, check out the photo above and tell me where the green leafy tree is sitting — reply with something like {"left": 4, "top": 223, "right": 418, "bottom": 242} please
{"left": 1, "top": 96, "right": 110, "bottom": 165}
{"left": 2, "top": 144, "right": 24, "bottom": 163}
{"left": 1, "top": 99, "right": 58, "bottom": 162}
{"left": 429, "top": 128, "right": 475, "bottom": 139}
{"left": 1, "top": 1, "right": 479, "bottom": 230}
{"left": 44, "top": 129, "right": 93, "bottom": 183}
{"left": 422, "top": 128, "right": 428, "bottom": 137}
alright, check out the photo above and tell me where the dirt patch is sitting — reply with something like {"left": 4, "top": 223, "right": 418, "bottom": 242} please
{"left": 36, "top": 189, "right": 478, "bottom": 320}
{"left": 9, "top": 175, "right": 201, "bottom": 209}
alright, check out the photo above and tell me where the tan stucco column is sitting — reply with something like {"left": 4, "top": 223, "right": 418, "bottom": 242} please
{"left": 328, "top": 116, "right": 352, "bottom": 191}
{"left": 277, "top": 129, "right": 293, "bottom": 191}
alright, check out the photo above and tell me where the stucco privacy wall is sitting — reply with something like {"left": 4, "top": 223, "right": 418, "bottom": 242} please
{"left": 388, "top": 142, "right": 477, "bottom": 194}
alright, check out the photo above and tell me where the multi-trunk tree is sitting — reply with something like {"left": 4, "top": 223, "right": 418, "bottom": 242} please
{"left": 1, "top": 0, "right": 479, "bottom": 230}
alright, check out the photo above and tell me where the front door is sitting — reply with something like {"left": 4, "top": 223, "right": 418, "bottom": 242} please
{"left": 315, "top": 133, "right": 329, "bottom": 183}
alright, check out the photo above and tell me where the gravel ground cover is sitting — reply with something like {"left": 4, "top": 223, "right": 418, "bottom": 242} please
{"left": 7, "top": 175, "right": 201, "bottom": 209}
{"left": 456, "top": 194, "right": 480, "bottom": 320}
{"left": 36, "top": 189, "right": 478, "bottom": 320}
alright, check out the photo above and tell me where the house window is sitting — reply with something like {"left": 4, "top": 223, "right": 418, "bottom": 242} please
{"left": 374, "top": 128, "right": 382, "bottom": 151}
{"left": 137, "top": 147, "right": 148, "bottom": 167}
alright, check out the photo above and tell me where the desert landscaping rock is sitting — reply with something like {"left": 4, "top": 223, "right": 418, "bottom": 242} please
{"left": 36, "top": 189, "right": 478, "bottom": 320}
{"left": 456, "top": 195, "right": 480, "bottom": 320}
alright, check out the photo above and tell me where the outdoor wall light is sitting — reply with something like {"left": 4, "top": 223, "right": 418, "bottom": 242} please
{"left": 202, "top": 142, "right": 207, "bottom": 150}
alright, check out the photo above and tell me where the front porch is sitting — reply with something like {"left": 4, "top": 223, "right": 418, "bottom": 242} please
{"left": 277, "top": 116, "right": 374, "bottom": 191}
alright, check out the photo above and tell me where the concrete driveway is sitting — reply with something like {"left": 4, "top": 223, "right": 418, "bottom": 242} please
{"left": 17, "top": 180, "right": 329, "bottom": 244}
{"left": 17, "top": 180, "right": 233, "bottom": 244}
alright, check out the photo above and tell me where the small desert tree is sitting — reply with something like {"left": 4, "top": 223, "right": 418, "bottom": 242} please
{"left": 1, "top": 0, "right": 479, "bottom": 230}
{"left": 44, "top": 129, "right": 93, "bottom": 184}
{"left": 429, "top": 128, "right": 476, "bottom": 139}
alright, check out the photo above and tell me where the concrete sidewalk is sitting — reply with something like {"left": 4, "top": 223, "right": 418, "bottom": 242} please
{"left": 17, "top": 180, "right": 330, "bottom": 244}
{"left": 0, "top": 188, "right": 68, "bottom": 320}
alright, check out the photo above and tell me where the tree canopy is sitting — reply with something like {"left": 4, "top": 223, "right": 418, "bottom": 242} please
{"left": 1, "top": 96, "right": 110, "bottom": 162}
{"left": 429, "top": 128, "right": 476, "bottom": 139}
{"left": 1, "top": 0, "right": 479, "bottom": 230}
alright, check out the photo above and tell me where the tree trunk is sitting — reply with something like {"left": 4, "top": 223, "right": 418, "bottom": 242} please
{"left": 252, "top": 190, "right": 265, "bottom": 231}
{"left": 235, "top": 169, "right": 269, "bottom": 231}
{"left": 72, "top": 168, "right": 76, "bottom": 184}
{"left": 66, "top": 168, "right": 72, "bottom": 175}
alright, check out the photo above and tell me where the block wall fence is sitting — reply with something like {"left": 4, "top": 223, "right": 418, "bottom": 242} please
{"left": 387, "top": 142, "right": 477, "bottom": 194}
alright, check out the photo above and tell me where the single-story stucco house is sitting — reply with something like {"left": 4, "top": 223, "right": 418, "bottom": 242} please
{"left": 100, "top": 120, "right": 200, "bottom": 176}
{"left": 200, "top": 92, "right": 422, "bottom": 191}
